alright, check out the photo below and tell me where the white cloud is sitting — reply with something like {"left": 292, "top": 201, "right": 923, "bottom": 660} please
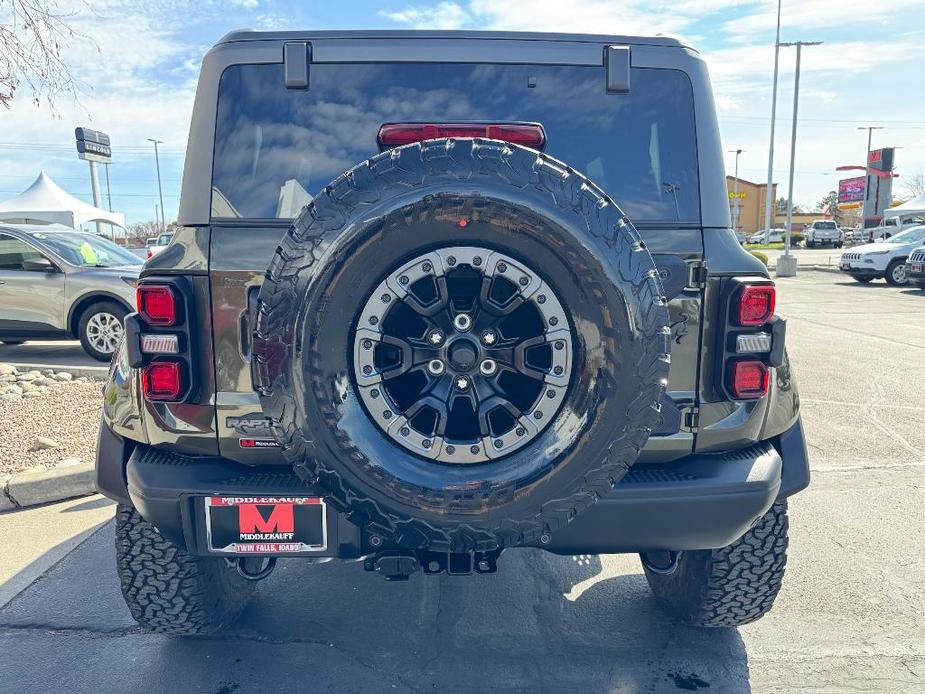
{"left": 379, "top": 2, "right": 472, "bottom": 30}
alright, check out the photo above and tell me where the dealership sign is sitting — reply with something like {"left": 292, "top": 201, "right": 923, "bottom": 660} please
{"left": 75, "top": 127, "right": 111, "bottom": 163}
{"left": 838, "top": 176, "right": 866, "bottom": 203}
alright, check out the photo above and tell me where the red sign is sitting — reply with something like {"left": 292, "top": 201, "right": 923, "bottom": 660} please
{"left": 838, "top": 176, "right": 866, "bottom": 203}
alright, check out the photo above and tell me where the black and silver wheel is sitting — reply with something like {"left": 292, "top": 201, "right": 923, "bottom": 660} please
{"left": 885, "top": 259, "right": 908, "bottom": 286}
{"left": 78, "top": 300, "right": 126, "bottom": 361}
{"left": 354, "top": 246, "right": 572, "bottom": 464}
{"left": 254, "top": 138, "right": 670, "bottom": 551}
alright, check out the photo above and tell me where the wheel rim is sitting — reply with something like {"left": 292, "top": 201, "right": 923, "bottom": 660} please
{"left": 86, "top": 311, "right": 123, "bottom": 354}
{"left": 892, "top": 263, "right": 907, "bottom": 283}
{"left": 353, "top": 246, "right": 573, "bottom": 464}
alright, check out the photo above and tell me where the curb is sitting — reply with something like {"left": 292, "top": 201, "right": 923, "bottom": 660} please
{"left": 1, "top": 461, "right": 96, "bottom": 511}
{"left": 3, "top": 363, "right": 107, "bottom": 380}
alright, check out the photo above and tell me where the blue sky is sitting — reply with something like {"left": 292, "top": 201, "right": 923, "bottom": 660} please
{"left": 2, "top": 0, "right": 924, "bottom": 230}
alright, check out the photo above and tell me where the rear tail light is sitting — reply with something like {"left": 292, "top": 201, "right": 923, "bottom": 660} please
{"left": 736, "top": 285, "right": 776, "bottom": 326}
{"left": 377, "top": 123, "right": 546, "bottom": 149}
{"left": 137, "top": 285, "right": 177, "bottom": 326}
{"left": 141, "top": 361, "right": 184, "bottom": 400}
{"left": 729, "top": 360, "right": 769, "bottom": 399}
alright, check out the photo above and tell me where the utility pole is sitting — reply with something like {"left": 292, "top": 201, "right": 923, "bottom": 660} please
{"left": 103, "top": 162, "right": 114, "bottom": 240}
{"left": 154, "top": 204, "right": 161, "bottom": 231}
{"left": 763, "top": 0, "right": 782, "bottom": 235}
{"left": 148, "top": 138, "right": 166, "bottom": 232}
{"left": 729, "top": 149, "right": 744, "bottom": 233}
{"left": 858, "top": 126, "right": 884, "bottom": 235}
{"left": 775, "top": 41, "right": 823, "bottom": 278}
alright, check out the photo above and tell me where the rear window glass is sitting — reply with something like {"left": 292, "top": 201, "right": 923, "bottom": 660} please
{"left": 814, "top": 221, "right": 836, "bottom": 229}
{"left": 212, "top": 63, "right": 700, "bottom": 223}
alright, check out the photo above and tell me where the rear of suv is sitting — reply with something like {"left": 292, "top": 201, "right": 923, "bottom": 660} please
{"left": 96, "top": 30, "right": 808, "bottom": 635}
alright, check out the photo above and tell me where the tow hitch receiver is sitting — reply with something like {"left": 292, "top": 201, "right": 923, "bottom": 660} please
{"left": 365, "top": 549, "right": 502, "bottom": 580}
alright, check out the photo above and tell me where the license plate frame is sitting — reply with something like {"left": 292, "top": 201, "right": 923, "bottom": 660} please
{"left": 911, "top": 263, "right": 923, "bottom": 273}
{"left": 203, "top": 496, "right": 328, "bottom": 555}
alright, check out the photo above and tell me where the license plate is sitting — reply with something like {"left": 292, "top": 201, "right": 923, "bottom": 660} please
{"left": 912, "top": 263, "right": 923, "bottom": 273}
{"left": 204, "top": 496, "right": 327, "bottom": 554}
{"left": 841, "top": 262, "right": 851, "bottom": 270}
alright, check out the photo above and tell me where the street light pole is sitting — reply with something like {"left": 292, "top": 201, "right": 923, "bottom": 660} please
{"left": 729, "top": 149, "right": 744, "bottom": 233}
{"left": 763, "top": 0, "right": 783, "bottom": 236}
{"left": 776, "top": 40, "right": 823, "bottom": 277}
{"left": 147, "top": 138, "right": 166, "bottom": 232}
{"left": 857, "top": 126, "right": 884, "bottom": 236}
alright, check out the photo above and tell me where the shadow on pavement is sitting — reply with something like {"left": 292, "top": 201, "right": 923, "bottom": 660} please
{"left": 0, "top": 522, "right": 750, "bottom": 693}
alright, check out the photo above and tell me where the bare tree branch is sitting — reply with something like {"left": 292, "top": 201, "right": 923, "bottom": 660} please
{"left": 0, "top": 0, "right": 93, "bottom": 112}
{"left": 901, "top": 170, "right": 925, "bottom": 199}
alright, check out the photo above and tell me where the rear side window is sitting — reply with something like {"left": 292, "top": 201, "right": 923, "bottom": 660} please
{"left": 212, "top": 62, "right": 700, "bottom": 223}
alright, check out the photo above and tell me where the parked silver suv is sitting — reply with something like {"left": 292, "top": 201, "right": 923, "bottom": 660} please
{"left": 0, "top": 224, "right": 142, "bottom": 360}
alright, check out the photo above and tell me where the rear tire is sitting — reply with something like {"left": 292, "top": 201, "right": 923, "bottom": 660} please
{"left": 115, "top": 505, "right": 254, "bottom": 635}
{"left": 641, "top": 500, "right": 789, "bottom": 627}
{"left": 78, "top": 300, "right": 127, "bottom": 361}
{"left": 885, "top": 259, "right": 908, "bottom": 287}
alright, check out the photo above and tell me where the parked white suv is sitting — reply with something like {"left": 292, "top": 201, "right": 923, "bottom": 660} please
{"left": 865, "top": 216, "right": 924, "bottom": 242}
{"left": 838, "top": 225, "right": 925, "bottom": 285}
{"left": 746, "top": 228, "right": 785, "bottom": 244}
{"left": 805, "top": 220, "right": 842, "bottom": 248}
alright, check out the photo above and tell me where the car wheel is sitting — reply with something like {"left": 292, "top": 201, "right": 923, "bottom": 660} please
{"left": 641, "top": 501, "right": 789, "bottom": 627}
{"left": 78, "top": 300, "right": 127, "bottom": 361}
{"left": 885, "top": 259, "right": 908, "bottom": 287}
{"left": 115, "top": 505, "right": 254, "bottom": 635}
{"left": 253, "top": 138, "right": 670, "bottom": 552}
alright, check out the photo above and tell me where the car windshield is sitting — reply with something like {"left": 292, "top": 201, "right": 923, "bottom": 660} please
{"left": 884, "top": 227, "right": 925, "bottom": 244}
{"left": 29, "top": 231, "right": 143, "bottom": 267}
{"left": 212, "top": 62, "right": 701, "bottom": 224}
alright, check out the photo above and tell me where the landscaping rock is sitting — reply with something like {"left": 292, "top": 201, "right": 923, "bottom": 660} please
{"left": 1, "top": 392, "right": 21, "bottom": 402}
{"left": 0, "top": 364, "right": 17, "bottom": 376}
{"left": 54, "top": 372, "right": 74, "bottom": 382}
{"left": 1, "top": 384, "right": 22, "bottom": 396}
{"left": 28, "top": 437, "right": 64, "bottom": 452}
{"left": 32, "top": 377, "right": 56, "bottom": 387}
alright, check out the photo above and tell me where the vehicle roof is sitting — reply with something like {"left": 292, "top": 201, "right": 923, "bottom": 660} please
{"left": 215, "top": 29, "right": 692, "bottom": 51}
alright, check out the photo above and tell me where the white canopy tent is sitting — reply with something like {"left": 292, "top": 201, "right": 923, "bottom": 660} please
{"left": 883, "top": 191, "right": 925, "bottom": 220}
{"left": 0, "top": 171, "right": 125, "bottom": 229}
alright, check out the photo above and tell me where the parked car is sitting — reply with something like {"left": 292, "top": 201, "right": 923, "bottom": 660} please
{"left": 747, "top": 228, "right": 785, "bottom": 244}
{"left": 907, "top": 245, "right": 925, "bottom": 289}
{"left": 733, "top": 229, "right": 748, "bottom": 244}
{"left": 838, "top": 225, "right": 925, "bottom": 285}
{"left": 864, "top": 216, "right": 923, "bottom": 242}
{"left": 805, "top": 220, "right": 842, "bottom": 248}
{"left": 97, "top": 29, "right": 808, "bottom": 636}
{"left": 0, "top": 224, "right": 142, "bottom": 359}
{"left": 146, "top": 231, "right": 174, "bottom": 258}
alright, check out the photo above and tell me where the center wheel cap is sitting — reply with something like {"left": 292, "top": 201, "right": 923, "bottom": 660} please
{"left": 353, "top": 246, "right": 573, "bottom": 464}
{"left": 447, "top": 339, "right": 478, "bottom": 372}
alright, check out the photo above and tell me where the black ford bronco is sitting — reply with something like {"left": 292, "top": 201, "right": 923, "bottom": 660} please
{"left": 96, "top": 30, "right": 808, "bottom": 635}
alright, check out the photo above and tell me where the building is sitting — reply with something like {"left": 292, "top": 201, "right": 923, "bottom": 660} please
{"left": 726, "top": 176, "right": 776, "bottom": 234}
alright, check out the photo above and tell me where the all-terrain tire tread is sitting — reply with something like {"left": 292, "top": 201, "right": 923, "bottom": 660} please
{"left": 115, "top": 504, "right": 253, "bottom": 634}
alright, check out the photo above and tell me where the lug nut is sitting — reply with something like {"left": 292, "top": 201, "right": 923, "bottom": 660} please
{"left": 427, "top": 329, "right": 445, "bottom": 345}
{"left": 454, "top": 375, "right": 471, "bottom": 390}
{"left": 479, "top": 359, "right": 497, "bottom": 376}
{"left": 480, "top": 329, "right": 497, "bottom": 346}
{"left": 427, "top": 359, "right": 445, "bottom": 375}
{"left": 453, "top": 314, "right": 472, "bottom": 331}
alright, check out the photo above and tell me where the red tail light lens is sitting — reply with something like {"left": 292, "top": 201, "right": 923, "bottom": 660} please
{"left": 736, "top": 285, "right": 776, "bottom": 326}
{"left": 729, "top": 360, "right": 769, "bottom": 399}
{"left": 137, "top": 285, "right": 177, "bottom": 326}
{"left": 377, "top": 123, "right": 546, "bottom": 149}
{"left": 141, "top": 361, "right": 184, "bottom": 400}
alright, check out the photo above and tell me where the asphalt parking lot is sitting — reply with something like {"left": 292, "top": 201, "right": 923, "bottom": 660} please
{"left": 1, "top": 271, "right": 923, "bottom": 693}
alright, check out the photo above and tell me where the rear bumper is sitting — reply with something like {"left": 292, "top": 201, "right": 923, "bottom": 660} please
{"left": 97, "top": 419, "right": 809, "bottom": 556}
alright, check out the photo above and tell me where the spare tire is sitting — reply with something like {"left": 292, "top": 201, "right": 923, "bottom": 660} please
{"left": 253, "top": 138, "right": 669, "bottom": 552}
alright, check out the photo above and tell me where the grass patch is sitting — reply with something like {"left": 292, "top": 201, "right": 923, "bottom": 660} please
{"left": 744, "top": 243, "right": 785, "bottom": 250}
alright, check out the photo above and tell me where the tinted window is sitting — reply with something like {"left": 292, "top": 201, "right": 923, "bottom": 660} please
{"left": 0, "top": 234, "right": 43, "bottom": 270}
{"left": 28, "top": 232, "right": 142, "bottom": 267}
{"left": 212, "top": 63, "right": 700, "bottom": 223}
